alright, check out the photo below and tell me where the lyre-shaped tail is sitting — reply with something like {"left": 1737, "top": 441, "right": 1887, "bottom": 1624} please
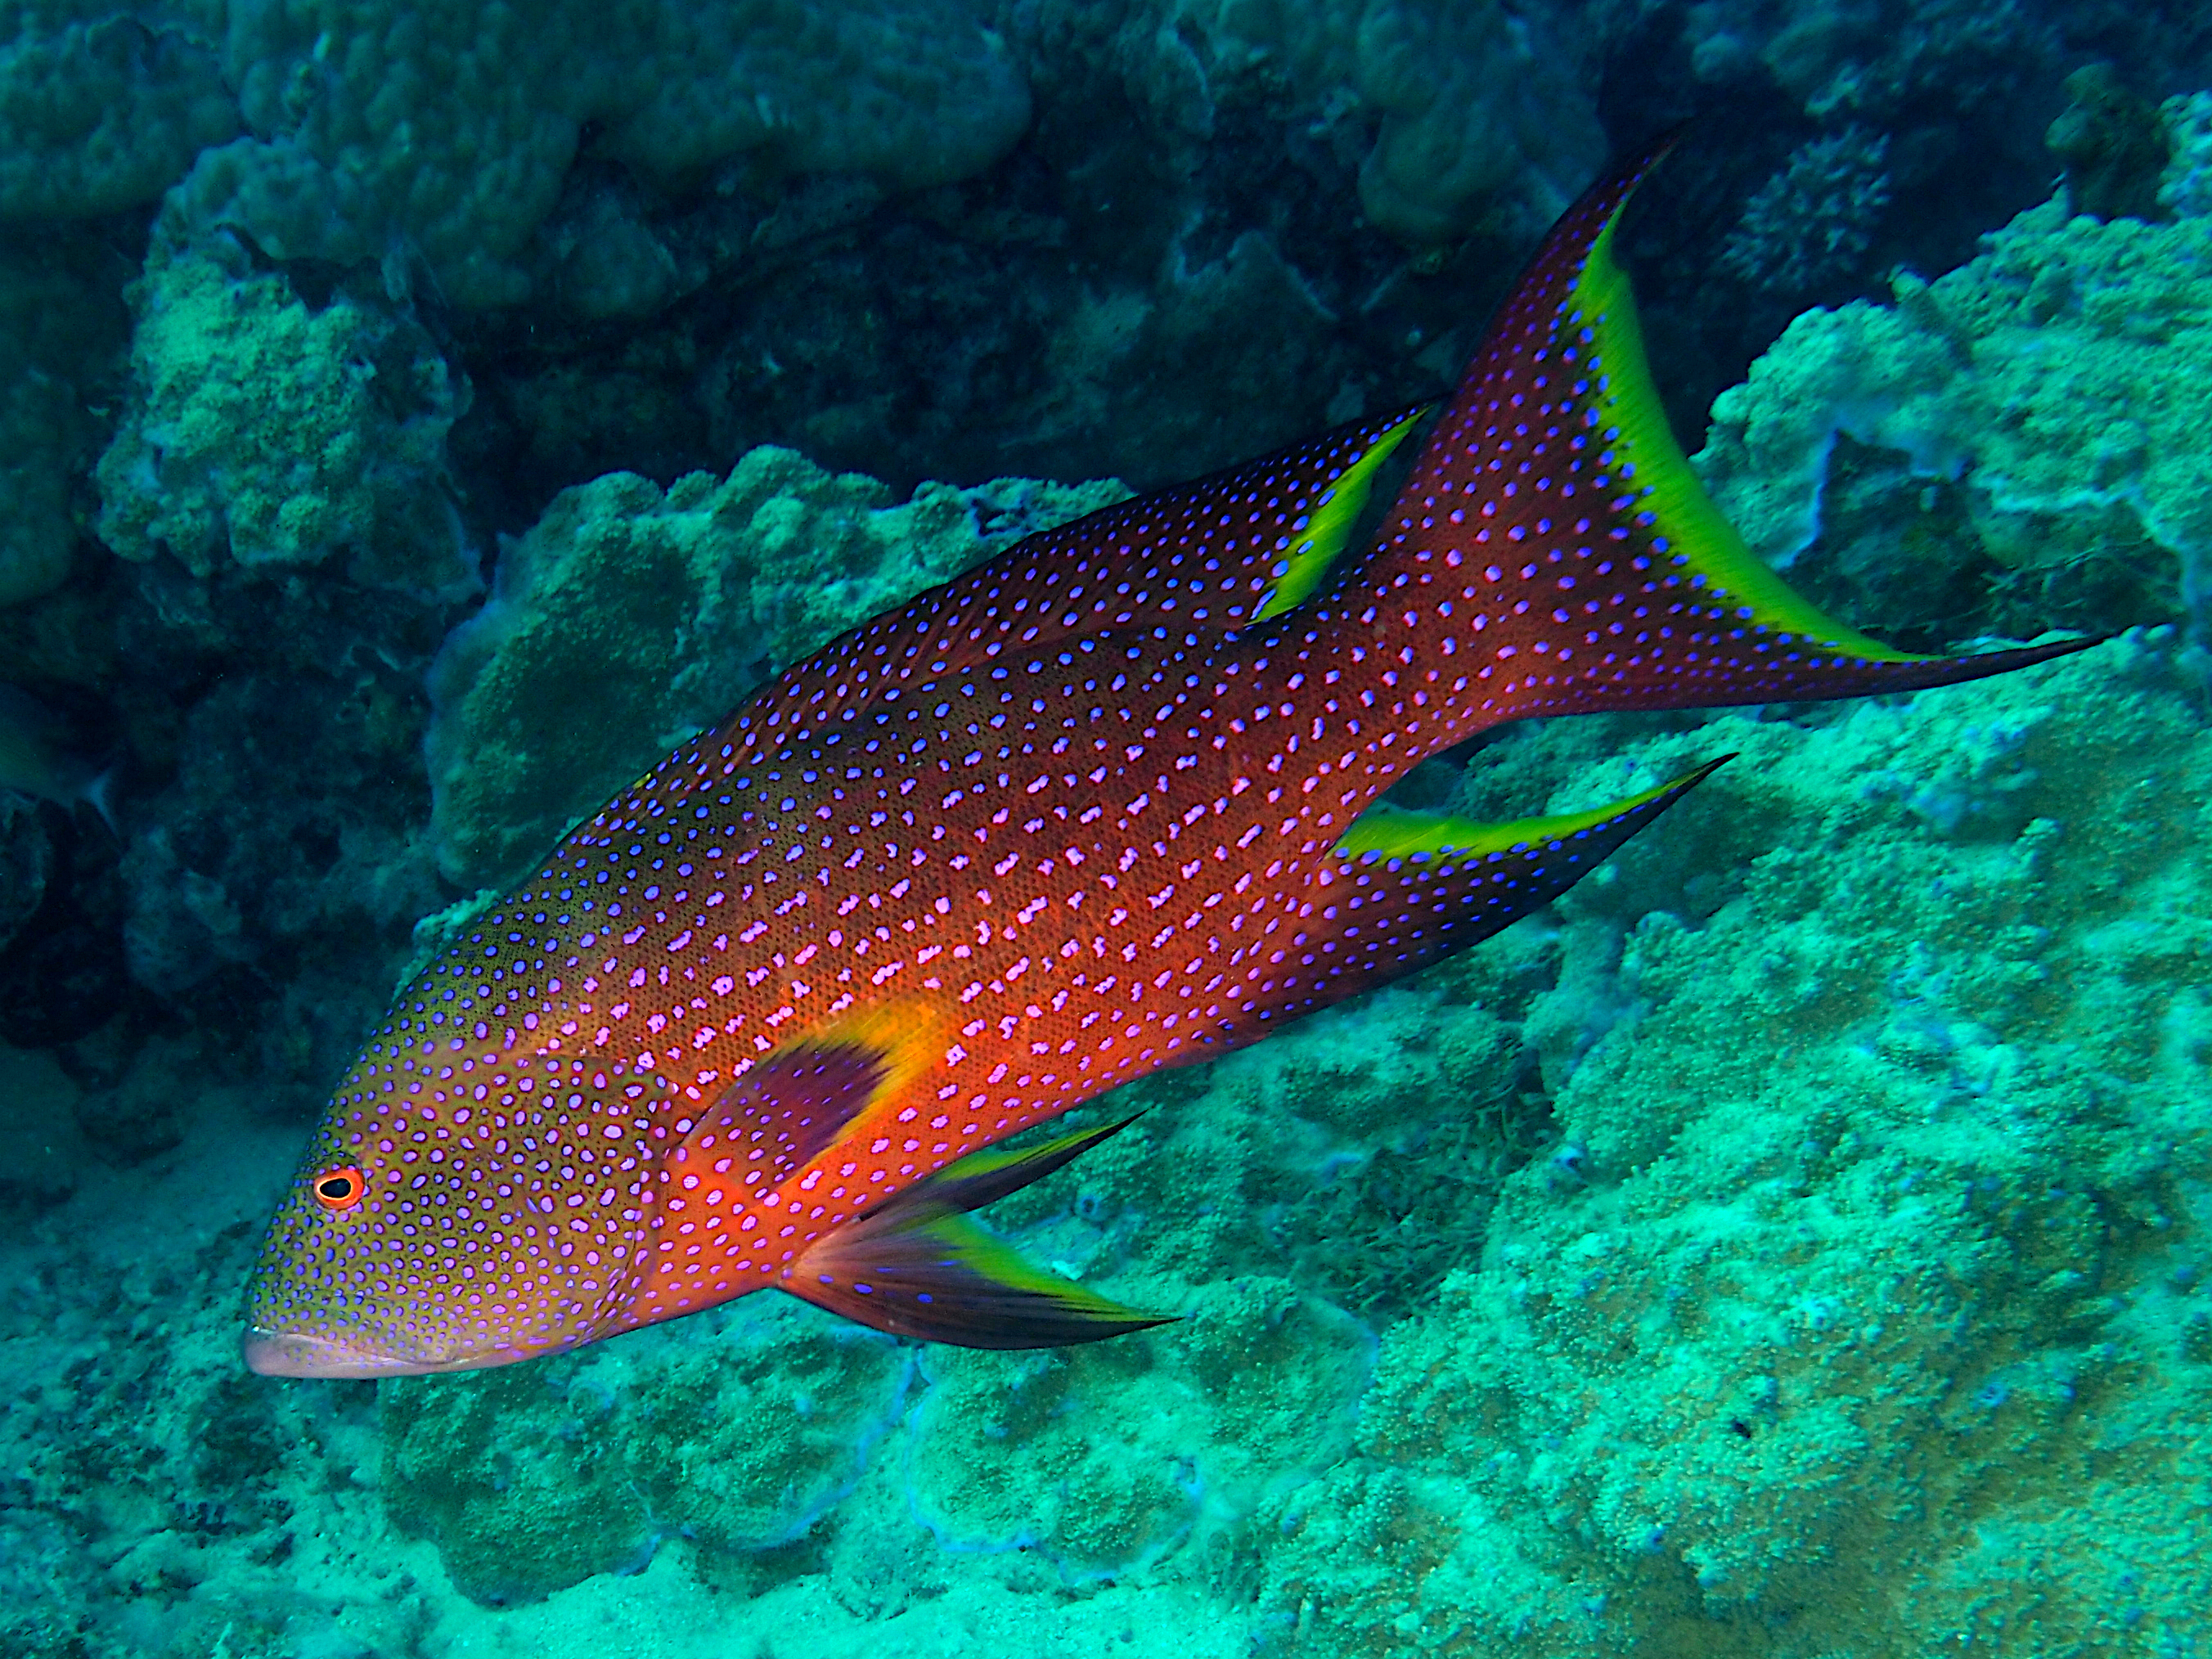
{"left": 1348, "top": 130, "right": 2098, "bottom": 725}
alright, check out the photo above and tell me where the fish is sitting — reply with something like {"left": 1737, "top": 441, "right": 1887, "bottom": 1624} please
{"left": 244, "top": 136, "right": 2096, "bottom": 1377}
{"left": 0, "top": 683, "right": 119, "bottom": 837}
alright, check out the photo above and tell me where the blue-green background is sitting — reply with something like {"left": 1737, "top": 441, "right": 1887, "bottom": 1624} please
{"left": 1, "top": 5, "right": 2208, "bottom": 1654}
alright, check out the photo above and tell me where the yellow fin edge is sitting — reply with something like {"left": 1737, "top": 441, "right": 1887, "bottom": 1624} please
{"left": 910, "top": 1212, "right": 1156, "bottom": 1315}
{"left": 1334, "top": 764, "right": 1711, "bottom": 862}
{"left": 718, "top": 997, "right": 948, "bottom": 1138}
{"left": 1571, "top": 211, "right": 1924, "bottom": 663}
{"left": 1254, "top": 406, "right": 1430, "bottom": 622}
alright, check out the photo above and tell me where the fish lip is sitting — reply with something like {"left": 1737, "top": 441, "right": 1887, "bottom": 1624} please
{"left": 241, "top": 1327, "right": 496, "bottom": 1379}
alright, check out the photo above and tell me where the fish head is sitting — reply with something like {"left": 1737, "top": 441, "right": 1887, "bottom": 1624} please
{"left": 243, "top": 1012, "right": 659, "bottom": 1378}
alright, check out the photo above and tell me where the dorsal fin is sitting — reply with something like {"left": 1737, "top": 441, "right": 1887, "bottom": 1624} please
{"left": 1342, "top": 133, "right": 2100, "bottom": 723}
{"left": 704, "top": 405, "right": 1430, "bottom": 755}
{"left": 1251, "top": 405, "right": 1426, "bottom": 619}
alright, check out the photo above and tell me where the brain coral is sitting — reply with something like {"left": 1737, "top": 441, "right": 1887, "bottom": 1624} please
{"left": 3, "top": 0, "right": 1030, "bottom": 308}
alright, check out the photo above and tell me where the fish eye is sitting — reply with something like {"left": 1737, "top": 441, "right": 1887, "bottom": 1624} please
{"left": 311, "top": 1166, "right": 366, "bottom": 1212}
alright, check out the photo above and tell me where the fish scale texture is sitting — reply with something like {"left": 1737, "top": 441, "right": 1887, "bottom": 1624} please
{"left": 2, "top": 45, "right": 2206, "bottom": 1656}
{"left": 1348, "top": 152, "right": 2084, "bottom": 718}
{"left": 424, "top": 450, "right": 1131, "bottom": 894}
{"left": 259, "top": 424, "right": 1705, "bottom": 1360}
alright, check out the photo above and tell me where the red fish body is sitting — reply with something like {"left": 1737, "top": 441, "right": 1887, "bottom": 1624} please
{"left": 246, "top": 140, "right": 2092, "bottom": 1376}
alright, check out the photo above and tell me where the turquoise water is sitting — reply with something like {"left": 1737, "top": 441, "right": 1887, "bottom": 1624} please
{"left": 2, "top": 10, "right": 2209, "bottom": 1657}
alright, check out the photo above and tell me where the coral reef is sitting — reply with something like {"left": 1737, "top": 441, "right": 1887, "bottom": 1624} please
{"left": 2161, "top": 88, "right": 2212, "bottom": 219}
{"left": 381, "top": 1298, "right": 916, "bottom": 1603}
{"left": 2045, "top": 62, "right": 2171, "bottom": 223}
{"left": 4, "top": 8, "right": 2212, "bottom": 1654}
{"left": 1719, "top": 124, "right": 1892, "bottom": 296}
{"left": 0, "top": 7, "right": 236, "bottom": 222}
{"left": 0, "top": 232, "right": 130, "bottom": 607}
{"left": 160, "top": 0, "right": 1030, "bottom": 308}
{"left": 3, "top": 0, "right": 1030, "bottom": 308}
{"left": 115, "top": 665, "right": 447, "bottom": 1072}
{"left": 903, "top": 1278, "right": 1373, "bottom": 1579}
{"left": 4, "top": 623, "right": 2203, "bottom": 1657}
{"left": 1135, "top": 0, "right": 1607, "bottom": 248}
{"left": 1253, "top": 632, "right": 2212, "bottom": 1656}
{"left": 0, "top": 798, "right": 49, "bottom": 955}
{"left": 1694, "top": 154, "right": 2212, "bottom": 642}
{"left": 1681, "top": 0, "right": 2069, "bottom": 134}
{"left": 95, "top": 242, "right": 474, "bottom": 595}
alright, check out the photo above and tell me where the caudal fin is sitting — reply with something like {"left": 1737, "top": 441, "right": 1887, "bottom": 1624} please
{"left": 1351, "top": 131, "right": 2101, "bottom": 724}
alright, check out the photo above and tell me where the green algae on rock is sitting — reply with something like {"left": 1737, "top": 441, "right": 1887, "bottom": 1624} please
{"left": 903, "top": 1277, "right": 1371, "bottom": 1580}
{"left": 0, "top": 232, "right": 129, "bottom": 609}
{"left": 95, "top": 245, "right": 474, "bottom": 596}
{"left": 375, "top": 623, "right": 2190, "bottom": 1644}
{"left": 1251, "top": 631, "right": 2212, "bottom": 1655}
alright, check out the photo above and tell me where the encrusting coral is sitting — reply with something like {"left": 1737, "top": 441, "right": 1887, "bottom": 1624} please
{"left": 1011, "top": 0, "right": 1605, "bottom": 250}
{"left": 0, "top": 233, "right": 129, "bottom": 608}
{"left": 1693, "top": 118, "right": 2212, "bottom": 642}
{"left": 3, "top": 20, "right": 2210, "bottom": 1655}
{"left": 95, "top": 244, "right": 473, "bottom": 596}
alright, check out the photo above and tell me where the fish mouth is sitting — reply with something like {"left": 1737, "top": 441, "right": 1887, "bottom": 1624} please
{"left": 241, "top": 1327, "right": 502, "bottom": 1378}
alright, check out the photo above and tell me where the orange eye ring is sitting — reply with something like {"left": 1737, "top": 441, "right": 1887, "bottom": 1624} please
{"left": 311, "top": 1166, "right": 366, "bottom": 1212}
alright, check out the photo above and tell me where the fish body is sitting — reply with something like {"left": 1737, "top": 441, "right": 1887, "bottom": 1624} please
{"left": 0, "top": 683, "right": 118, "bottom": 836}
{"left": 246, "top": 139, "right": 2093, "bottom": 1377}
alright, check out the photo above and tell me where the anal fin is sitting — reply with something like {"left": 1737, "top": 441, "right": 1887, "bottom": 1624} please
{"left": 1213, "top": 758, "right": 1734, "bottom": 1026}
{"left": 782, "top": 1118, "right": 1171, "bottom": 1349}
{"left": 1333, "top": 755, "right": 1729, "bottom": 867}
